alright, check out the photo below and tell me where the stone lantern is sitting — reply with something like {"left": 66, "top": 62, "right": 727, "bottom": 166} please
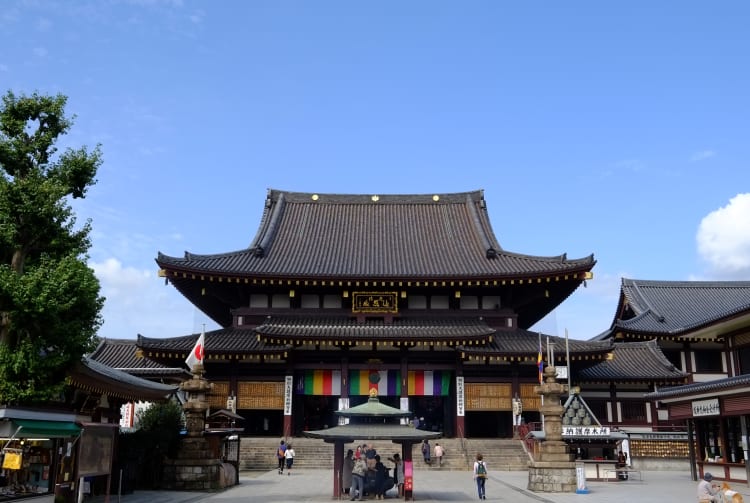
{"left": 527, "top": 365, "right": 577, "bottom": 492}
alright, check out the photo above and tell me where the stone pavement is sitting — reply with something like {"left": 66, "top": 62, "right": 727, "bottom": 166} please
{"left": 26, "top": 469, "right": 750, "bottom": 502}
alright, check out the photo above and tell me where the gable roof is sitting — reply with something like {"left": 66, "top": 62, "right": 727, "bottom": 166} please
{"left": 157, "top": 189, "right": 594, "bottom": 280}
{"left": 593, "top": 279, "right": 750, "bottom": 340}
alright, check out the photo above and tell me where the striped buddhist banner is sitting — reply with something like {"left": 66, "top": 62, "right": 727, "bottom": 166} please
{"left": 349, "top": 370, "right": 401, "bottom": 396}
{"left": 408, "top": 370, "right": 451, "bottom": 396}
{"left": 297, "top": 370, "right": 342, "bottom": 395}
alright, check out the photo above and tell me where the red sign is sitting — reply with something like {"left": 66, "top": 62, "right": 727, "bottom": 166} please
{"left": 404, "top": 476, "right": 413, "bottom": 491}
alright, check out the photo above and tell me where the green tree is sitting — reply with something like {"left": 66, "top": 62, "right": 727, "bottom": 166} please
{"left": 0, "top": 90, "right": 104, "bottom": 404}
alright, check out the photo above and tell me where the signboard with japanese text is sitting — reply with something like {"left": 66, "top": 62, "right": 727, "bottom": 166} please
{"left": 562, "top": 426, "right": 611, "bottom": 437}
{"left": 352, "top": 292, "right": 398, "bottom": 313}
{"left": 284, "top": 375, "right": 293, "bottom": 415}
{"left": 692, "top": 398, "right": 720, "bottom": 417}
{"left": 456, "top": 376, "right": 465, "bottom": 416}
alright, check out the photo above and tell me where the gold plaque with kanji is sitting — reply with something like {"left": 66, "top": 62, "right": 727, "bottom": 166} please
{"left": 352, "top": 292, "right": 398, "bottom": 313}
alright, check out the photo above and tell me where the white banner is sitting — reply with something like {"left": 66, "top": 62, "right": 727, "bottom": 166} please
{"left": 284, "top": 375, "right": 293, "bottom": 416}
{"left": 456, "top": 376, "right": 465, "bottom": 417}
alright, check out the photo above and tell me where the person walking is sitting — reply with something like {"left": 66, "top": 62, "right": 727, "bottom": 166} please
{"left": 350, "top": 455, "right": 367, "bottom": 501}
{"left": 473, "top": 453, "right": 488, "bottom": 500}
{"left": 421, "top": 439, "right": 431, "bottom": 465}
{"left": 342, "top": 449, "right": 354, "bottom": 496}
{"left": 284, "top": 444, "right": 296, "bottom": 475}
{"left": 434, "top": 443, "right": 445, "bottom": 467}
{"left": 276, "top": 440, "right": 287, "bottom": 475}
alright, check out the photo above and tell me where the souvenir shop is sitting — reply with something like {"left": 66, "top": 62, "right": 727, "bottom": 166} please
{"left": 0, "top": 409, "right": 81, "bottom": 500}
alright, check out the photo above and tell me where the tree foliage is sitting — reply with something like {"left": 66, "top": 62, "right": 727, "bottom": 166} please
{"left": 0, "top": 90, "right": 104, "bottom": 404}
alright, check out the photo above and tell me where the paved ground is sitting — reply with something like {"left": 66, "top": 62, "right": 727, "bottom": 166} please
{"left": 26, "top": 468, "right": 750, "bottom": 502}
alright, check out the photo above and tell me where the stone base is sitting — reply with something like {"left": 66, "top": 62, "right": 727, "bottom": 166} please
{"left": 162, "top": 437, "right": 227, "bottom": 491}
{"left": 527, "top": 462, "right": 577, "bottom": 493}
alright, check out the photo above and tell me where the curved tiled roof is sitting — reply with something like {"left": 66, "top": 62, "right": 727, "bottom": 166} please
{"left": 458, "top": 329, "right": 613, "bottom": 357}
{"left": 613, "top": 279, "right": 750, "bottom": 336}
{"left": 138, "top": 328, "right": 290, "bottom": 355}
{"left": 157, "top": 189, "right": 594, "bottom": 280}
{"left": 88, "top": 338, "right": 191, "bottom": 379}
{"left": 254, "top": 316, "right": 496, "bottom": 342}
{"left": 645, "top": 374, "right": 750, "bottom": 400}
{"left": 576, "top": 340, "right": 688, "bottom": 382}
{"left": 68, "top": 357, "right": 178, "bottom": 402}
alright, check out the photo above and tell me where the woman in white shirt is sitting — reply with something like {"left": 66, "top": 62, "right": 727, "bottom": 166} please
{"left": 285, "top": 445, "right": 296, "bottom": 475}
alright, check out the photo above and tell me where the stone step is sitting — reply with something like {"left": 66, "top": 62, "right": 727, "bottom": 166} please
{"left": 238, "top": 437, "right": 530, "bottom": 472}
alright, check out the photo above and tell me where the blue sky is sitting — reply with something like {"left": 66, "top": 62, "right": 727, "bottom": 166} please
{"left": 2, "top": 1, "right": 749, "bottom": 341}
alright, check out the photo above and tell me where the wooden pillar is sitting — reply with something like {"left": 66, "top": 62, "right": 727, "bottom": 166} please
{"left": 687, "top": 418, "right": 698, "bottom": 481}
{"left": 332, "top": 440, "right": 344, "bottom": 498}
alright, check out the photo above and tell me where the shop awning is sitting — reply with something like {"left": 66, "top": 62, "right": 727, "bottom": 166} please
{"left": 12, "top": 419, "right": 81, "bottom": 438}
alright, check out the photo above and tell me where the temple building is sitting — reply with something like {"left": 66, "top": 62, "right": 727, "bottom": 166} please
{"left": 596, "top": 279, "right": 750, "bottom": 482}
{"left": 95, "top": 190, "right": 684, "bottom": 442}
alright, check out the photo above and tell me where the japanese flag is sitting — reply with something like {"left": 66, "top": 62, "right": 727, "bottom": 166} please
{"left": 185, "top": 330, "right": 205, "bottom": 369}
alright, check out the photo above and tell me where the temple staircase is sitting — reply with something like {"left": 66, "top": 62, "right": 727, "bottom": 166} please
{"left": 239, "top": 437, "right": 530, "bottom": 472}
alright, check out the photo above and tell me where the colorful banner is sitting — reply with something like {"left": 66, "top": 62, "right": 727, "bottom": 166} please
{"left": 408, "top": 370, "right": 450, "bottom": 396}
{"left": 297, "top": 370, "right": 342, "bottom": 395}
{"left": 349, "top": 370, "right": 401, "bottom": 396}
{"left": 296, "top": 369, "right": 451, "bottom": 396}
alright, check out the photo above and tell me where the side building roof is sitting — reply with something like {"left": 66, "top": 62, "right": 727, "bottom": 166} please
{"left": 593, "top": 278, "right": 750, "bottom": 341}
{"left": 68, "top": 357, "right": 178, "bottom": 403}
{"left": 576, "top": 340, "right": 688, "bottom": 384}
{"left": 88, "top": 338, "right": 191, "bottom": 382}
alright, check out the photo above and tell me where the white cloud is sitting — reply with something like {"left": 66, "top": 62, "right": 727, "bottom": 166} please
{"left": 696, "top": 193, "right": 750, "bottom": 278}
{"left": 91, "top": 257, "right": 211, "bottom": 340}
{"left": 690, "top": 150, "right": 716, "bottom": 162}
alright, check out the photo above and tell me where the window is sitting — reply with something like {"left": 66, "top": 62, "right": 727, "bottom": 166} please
{"left": 738, "top": 346, "right": 750, "bottom": 374}
{"left": 620, "top": 401, "right": 646, "bottom": 422}
{"left": 430, "top": 296, "right": 449, "bottom": 309}
{"left": 250, "top": 294, "right": 268, "bottom": 308}
{"left": 585, "top": 400, "right": 608, "bottom": 424}
{"left": 323, "top": 295, "right": 341, "bottom": 308}
{"left": 695, "top": 350, "right": 723, "bottom": 372}
{"left": 271, "top": 294, "right": 290, "bottom": 308}
{"left": 301, "top": 295, "right": 319, "bottom": 308}
{"left": 460, "top": 296, "right": 478, "bottom": 309}
{"left": 481, "top": 296, "right": 500, "bottom": 310}
{"left": 409, "top": 296, "right": 427, "bottom": 309}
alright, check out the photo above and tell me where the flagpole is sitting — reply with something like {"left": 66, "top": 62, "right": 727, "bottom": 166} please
{"left": 565, "top": 328, "right": 572, "bottom": 397}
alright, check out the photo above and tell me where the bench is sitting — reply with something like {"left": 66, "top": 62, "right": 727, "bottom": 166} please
{"left": 603, "top": 468, "right": 643, "bottom": 482}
